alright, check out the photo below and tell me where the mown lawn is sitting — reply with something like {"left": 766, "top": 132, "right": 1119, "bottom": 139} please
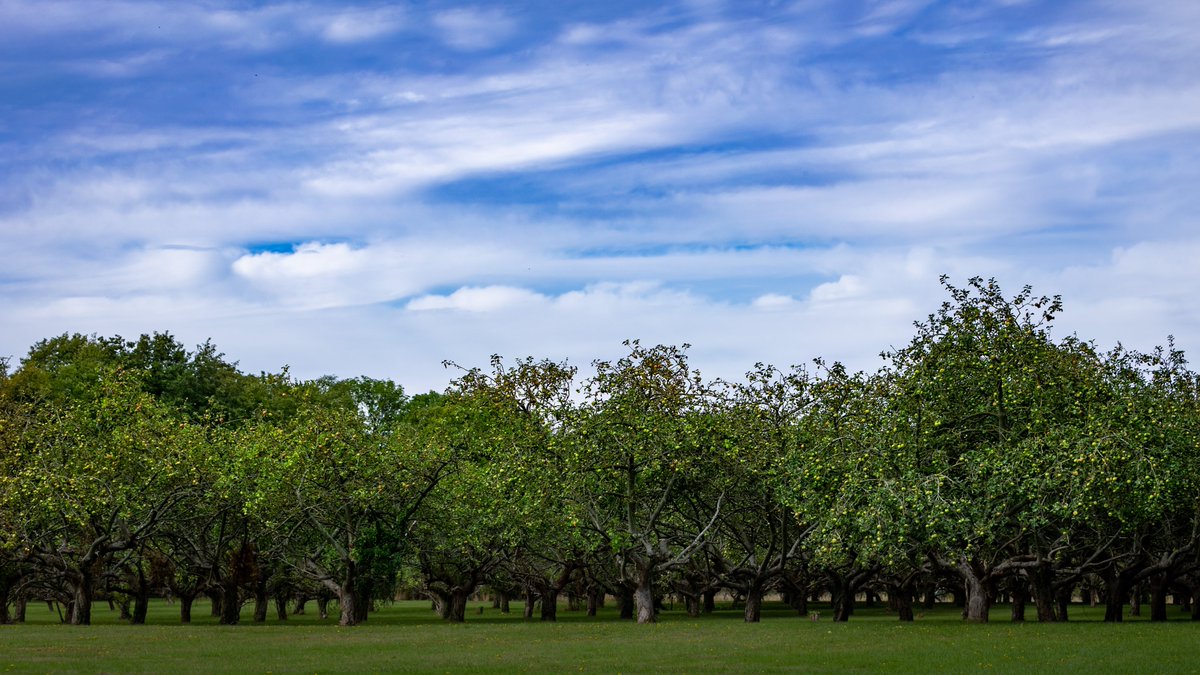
{"left": 1, "top": 600, "right": 1196, "bottom": 673}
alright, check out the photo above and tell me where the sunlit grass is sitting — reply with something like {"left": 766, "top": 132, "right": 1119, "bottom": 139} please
{"left": 2, "top": 599, "right": 1196, "bottom": 673}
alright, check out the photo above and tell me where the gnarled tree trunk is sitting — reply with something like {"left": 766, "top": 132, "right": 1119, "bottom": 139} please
{"left": 1149, "top": 575, "right": 1170, "bottom": 623}
{"left": 219, "top": 578, "right": 241, "bottom": 625}
{"left": 958, "top": 560, "right": 994, "bottom": 623}
{"left": 523, "top": 588, "right": 536, "bottom": 619}
{"left": 338, "top": 588, "right": 358, "bottom": 626}
{"left": 617, "top": 587, "right": 634, "bottom": 619}
{"left": 1030, "top": 565, "right": 1058, "bottom": 622}
{"left": 743, "top": 583, "right": 764, "bottom": 623}
{"left": 541, "top": 589, "right": 559, "bottom": 621}
{"left": 131, "top": 564, "right": 151, "bottom": 625}
{"left": 448, "top": 589, "right": 469, "bottom": 622}
{"left": 1009, "top": 577, "right": 1027, "bottom": 622}
{"left": 633, "top": 566, "right": 657, "bottom": 624}
{"left": 68, "top": 570, "right": 94, "bottom": 626}
{"left": 207, "top": 589, "right": 222, "bottom": 617}
{"left": 179, "top": 592, "right": 195, "bottom": 623}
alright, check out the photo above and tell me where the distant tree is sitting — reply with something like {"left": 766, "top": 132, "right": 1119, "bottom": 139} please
{"left": 878, "top": 277, "right": 1114, "bottom": 622}
{"left": 712, "top": 363, "right": 815, "bottom": 622}
{"left": 0, "top": 370, "right": 203, "bottom": 624}
{"left": 447, "top": 356, "right": 586, "bottom": 622}
{"left": 569, "top": 341, "right": 725, "bottom": 624}
{"left": 240, "top": 379, "right": 454, "bottom": 626}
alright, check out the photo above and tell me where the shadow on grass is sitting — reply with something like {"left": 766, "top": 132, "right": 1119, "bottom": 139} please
{"left": 11, "top": 599, "right": 1198, "bottom": 628}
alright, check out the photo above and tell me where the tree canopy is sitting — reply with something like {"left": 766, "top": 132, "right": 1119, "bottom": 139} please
{"left": 2, "top": 279, "right": 1198, "bottom": 626}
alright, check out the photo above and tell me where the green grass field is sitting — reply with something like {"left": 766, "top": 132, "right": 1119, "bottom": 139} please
{"left": 2, "top": 599, "right": 1196, "bottom": 673}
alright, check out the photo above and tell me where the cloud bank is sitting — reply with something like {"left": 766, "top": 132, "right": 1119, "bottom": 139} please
{"left": 2, "top": 0, "right": 1198, "bottom": 391}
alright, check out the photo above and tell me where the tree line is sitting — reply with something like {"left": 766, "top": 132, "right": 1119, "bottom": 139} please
{"left": 2, "top": 277, "right": 1198, "bottom": 626}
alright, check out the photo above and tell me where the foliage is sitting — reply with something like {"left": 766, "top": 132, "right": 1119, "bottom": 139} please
{"left": 3, "top": 277, "right": 1198, "bottom": 628}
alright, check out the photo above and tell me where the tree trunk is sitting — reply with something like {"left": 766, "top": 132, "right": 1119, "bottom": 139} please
{"left": 69, "top": 576, "right": 93, "bottom": 626}
{"left": 317, "top": 596, "right": 329, "bottom": 619}
{"left": 500, "top": 592, "right": 510, "bottom": 614}
{"left": 253, "top": 587, "right": 269, "bottom": 623}
{"left": 828, "top": 570, "right": 865, "bottom": 623}
{"left": 541, "top": 589, "right": 559, "bottom": 621}
{"left": 523, "top": 588, "right": 536, "bottom": 619}
{"left": 634, "top": 569, "right": 656, "bottom": 624}
{"left": 702, "top": 589, "right": 716, "bottom": 614}
{"left": 1010, "top": 580, "right": 1027, "bottom": 623}
{"left": 220, "top": 578, "right": 242, "bottom": 625}
{"left": 586, "top": 589, "right": 599, "bottom": 617}
{"left": 179, "top": 594, "right": 194, "bottom": 623}
{"left": 959, "top": 564, "right": 992, "bottom": 623}
{"left": 832, "top": 588, "right": 854, "bottom": 622}
{"left": 293, "top": 596, "right": 307, "bottom": 615}
{"left": 129, "top": 563, "right": 150, "bottom": 625}
{"left": 14, "top": 597, "right": 27, "bottom": 623}
{"left": 684, "top": 594, "right": 700, "bottom": 618}
{"left": 275, "top": 594, "right": 288, "bottom": 620}
{"left": 1149, "top": 576, "right": 1169, "bottom": 623}
{"left": 617, "top": 588, "right": 634, "bottom": 619}
{"left": 1103, "top": 575, "right": 1125, "bottom": 622}
{"left": 1031, "top": 567, "right": 1058, "bottom": 622}
{"left": 787, "top": 589, "right": 808, "bottom": 616}
{"left": 743, "top": 584, "right": 764, "bottom": 623}
{"left": 896, "top": 590, "right": 914, "bottom": 622}
{"left": 354, "top": 580, "right": 372, "bottom": 623}
{"left": 338, "top": 588, "right": 358, "bottom": 626}
{"left": 117, "top": 596, "right": 132, "bottom": 621}
{"left": 430, "top": 592, "right": 445, "bottom": 618}
{"left": 207, "top": 590, "right": 222, "bottom": 617}
{"left": 132, "top": 593, "right": 149, "bottom": 625}
{"left": 448, "top": 589, "right": 469, "bottom": 622}
{"left": 0, "top": 575, "right": 15, "bottom": 625}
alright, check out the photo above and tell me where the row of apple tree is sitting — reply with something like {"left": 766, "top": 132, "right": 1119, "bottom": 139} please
{"left": 2, "top": 277, "right": 1197, "bottom": 626}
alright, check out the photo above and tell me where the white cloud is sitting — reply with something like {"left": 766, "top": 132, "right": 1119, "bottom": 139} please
{"left": 318, "top": 7, "right": 405, "bottom": 44}
{"left": 809, "top": 275, "right": 866, "bottom": 303}
{"left": 233, "top": 242, "right": 364, "bottom": 281}
{"left": 854, "top": 0, "right": 936, "bottom": 37}
{"left": 0, "top": 0, "right": 408, "bottom": 51}
{"left": 4, "top": 1, "right": 1200, "bottom": 396}
{"left": 432, "top": 6, "right": 517, "bottom": 51}
{"left": 752, "top": 293, "right": 796, "bottom": 310}
{"left": 556, "top": 282, "right": 698, "bottom": 311}
{"left": 407, "top": 286, "right": 547, "bottom": 312}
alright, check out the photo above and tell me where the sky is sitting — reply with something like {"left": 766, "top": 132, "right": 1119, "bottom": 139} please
{"left": 2, "top": 0, "right": 1199, "bottom": 393}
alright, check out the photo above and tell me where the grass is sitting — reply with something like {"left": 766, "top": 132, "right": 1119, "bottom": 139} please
{"left": 2, "top": 599, "right": 1197, "bottom": 673}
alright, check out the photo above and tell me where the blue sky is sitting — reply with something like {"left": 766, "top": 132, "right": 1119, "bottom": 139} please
{"left": 3, "top": 0, "right": 1199, "bottom": 392}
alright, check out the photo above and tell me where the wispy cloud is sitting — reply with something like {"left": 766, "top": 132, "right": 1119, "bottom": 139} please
{"left": 432, "top": 6, "right": 517, "bottom": 51}
{"left": 2, "top": 0, "right": 1199, "bottom": 391}
{"left": 317, "top": 6, "right": 406, "bottom": 44}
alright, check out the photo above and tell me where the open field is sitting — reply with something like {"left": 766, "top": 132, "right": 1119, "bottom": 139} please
{"left": 2, "top": 600, "right": 1197, "bottom": 673}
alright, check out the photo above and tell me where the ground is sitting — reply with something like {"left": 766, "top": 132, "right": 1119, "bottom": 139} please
{"left": 2, "top": 599, "right": 1196, "bottom": 672}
